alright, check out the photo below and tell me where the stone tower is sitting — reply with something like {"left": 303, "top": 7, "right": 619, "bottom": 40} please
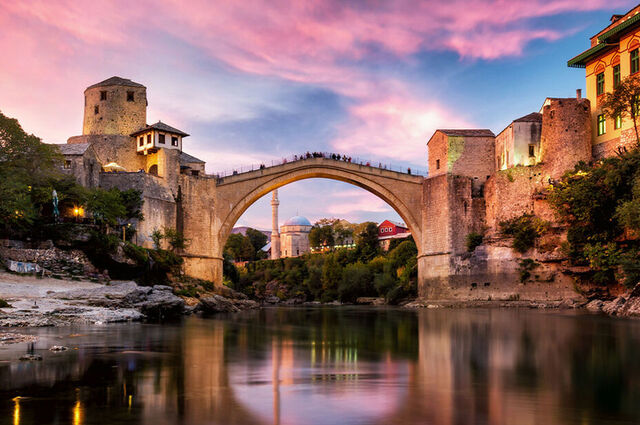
{"left": 83, "top": 76, "right": 147, "bottom": 136}
{"left": 270, "top": 190, "right": 281, "bottom": 260}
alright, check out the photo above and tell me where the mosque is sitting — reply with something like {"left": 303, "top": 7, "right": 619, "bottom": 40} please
{"left": 269, "top": 190, "right": 312, "bottom": 259}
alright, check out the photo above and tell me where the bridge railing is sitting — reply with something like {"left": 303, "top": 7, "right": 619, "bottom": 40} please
{"left": 212, "top": 152, "right": 426, "bottom": 178}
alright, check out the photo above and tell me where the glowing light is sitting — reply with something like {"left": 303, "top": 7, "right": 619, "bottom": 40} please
{"left": 73, "top": 400, "right": 82, "bottom": 425}
{"left": 12, "top": 397, "right": 20, "bottom": 425}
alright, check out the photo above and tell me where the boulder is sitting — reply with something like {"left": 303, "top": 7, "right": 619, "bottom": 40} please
{"left": 602, "top": 297, "right": 626, "bottom": 316}
{"left": 198, "top": 295, "right": 239, "bottom": 314}
{"left": 585, "top": 299, "right": 604, "bottom": 312}
{"left": 134, "top": 288, "right": 185, "bottom": 319}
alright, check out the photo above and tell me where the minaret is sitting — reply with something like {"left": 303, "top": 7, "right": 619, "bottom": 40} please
{"left": 270, "top": 190, "right": 281, "bottom": 259}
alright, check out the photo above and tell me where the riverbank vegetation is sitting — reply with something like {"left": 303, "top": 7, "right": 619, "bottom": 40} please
{"left": 224, "top": 223, "right": 417, "bottom": 304}
{"left": 549, "top": 148, "right": 640, "bottom": 287}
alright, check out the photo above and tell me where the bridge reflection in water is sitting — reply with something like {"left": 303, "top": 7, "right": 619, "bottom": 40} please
{"left": 2, "top": 308, "right": 640, "bottom": 424}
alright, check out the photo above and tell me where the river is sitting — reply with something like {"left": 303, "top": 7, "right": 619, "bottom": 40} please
{"left": 1, "top": 307, "right": 640, "bottom": 425}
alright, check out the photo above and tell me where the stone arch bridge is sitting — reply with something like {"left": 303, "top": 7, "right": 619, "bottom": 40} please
{"left": 177, "top": 156, "right": 482, "bottom": 297}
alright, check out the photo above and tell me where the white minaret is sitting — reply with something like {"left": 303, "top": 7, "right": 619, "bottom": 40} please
{"left": 270, "top": 190, "right": 281, "bottom": 259}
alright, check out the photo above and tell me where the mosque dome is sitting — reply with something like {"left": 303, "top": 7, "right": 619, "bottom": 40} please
{"left": 283, "top": 216, "right": 312, "bottom": 226}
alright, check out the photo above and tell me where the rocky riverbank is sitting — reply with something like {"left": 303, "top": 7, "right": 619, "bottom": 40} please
{"left": 0, "top": 271, "right": 259, "bottom": 328}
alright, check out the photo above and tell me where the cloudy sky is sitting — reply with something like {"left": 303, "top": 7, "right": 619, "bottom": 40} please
{"left": 0, "top": 0, "right": 632, "bottom": 230}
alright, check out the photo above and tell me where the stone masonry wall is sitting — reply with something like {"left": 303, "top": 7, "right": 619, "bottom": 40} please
{"left": 539, "top": 98, "right": 591, "bottom": 179}
{"left": 449, "top": 135, "right": 495, "bottom": 182}
{"left": 98, "top": 172, "right": 176, "bottom": 247}
{"left": 83, "top": 85, "right": 147, "bottom": 136}
{"left": 68, "top": 135, "right": 147, "bottom": 172}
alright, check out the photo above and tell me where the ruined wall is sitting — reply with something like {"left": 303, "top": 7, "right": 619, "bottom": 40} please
{"left": 540, "top": 98, "right": 591, "bottom": 179}
{"left": 83, "top": 85, "right": 147, "bottom": 136}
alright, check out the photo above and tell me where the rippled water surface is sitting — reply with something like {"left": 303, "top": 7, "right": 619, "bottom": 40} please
{"left": 2, "top": 307, "right": 640, "bottom": 425}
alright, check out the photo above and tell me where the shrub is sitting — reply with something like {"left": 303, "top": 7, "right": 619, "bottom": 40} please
{"left": 518, "top": 258, "right": 540, "bottom": 283}
{"left": 0, "top": 299, "right": 12, "bottom": 308}
{"left": 499, "top": 214, "right": 548, "bottom": 253}
{"left": 163, "top": 227, "right": 189, "bottom": 252}
{"left": 123, "top": 241, "right": 149, "bottom": 265}
{"left": 374, "top": 272, "right": 396, "bottom": 297}
{"left": 338, "top": 263, "right": 374, "bottom": 303}
{"left": 151, "top": 228, "right": 164, "bottom": 250}
{"left": 466, "top": 232, "right": 484, "bottom": 252}
{"left": 620, "top": 249, "right": 640, "bottom": 288}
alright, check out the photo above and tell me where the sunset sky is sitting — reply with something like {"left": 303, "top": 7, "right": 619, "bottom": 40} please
{"left": 0, "top": 0, "right": 633, "bottom": 230}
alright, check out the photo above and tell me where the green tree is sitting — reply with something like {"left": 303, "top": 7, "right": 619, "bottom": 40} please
{"left": 355, "top": 222, "right": 380, "bottom": 261}
{"left": 245, "top": 228, "right": 268, "bottom": 259}
{"left": 338, "top": 263, "right": 374, "bottom": 303}
{"left": 309, "top": 224, "right": 334, "bottom": 248}
{"left": 85, "top": 188, "right": 127, "bottom": 226}
{"left": 321, "top": 253, "right": 343, "bottom": 292}
{"left": 601, "top": 73, "right": 640, "bottom": 146}
{"left": 224, "top": 233, "right": 254, "bottom": 261}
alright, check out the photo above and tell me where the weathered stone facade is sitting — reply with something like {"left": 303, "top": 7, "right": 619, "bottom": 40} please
{"left": 83, "top": 77, "right": 147, "bottom": 136}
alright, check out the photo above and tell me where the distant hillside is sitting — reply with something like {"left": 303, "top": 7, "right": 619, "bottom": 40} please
{"left": 231, "top": 227, "right": 272, "bottom": 241}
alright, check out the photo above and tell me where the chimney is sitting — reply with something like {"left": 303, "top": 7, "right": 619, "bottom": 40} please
{"left": 576, "top": 89, "right": 582, "bottom": 99}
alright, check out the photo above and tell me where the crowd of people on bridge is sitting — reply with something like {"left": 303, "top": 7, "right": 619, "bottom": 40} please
{"left": 229, "top": 151, "right": 414, "bottom": 177}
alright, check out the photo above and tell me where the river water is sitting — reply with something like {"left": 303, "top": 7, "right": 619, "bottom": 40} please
{"left": 1, "top": 307, "right": 640, "bottom": 425}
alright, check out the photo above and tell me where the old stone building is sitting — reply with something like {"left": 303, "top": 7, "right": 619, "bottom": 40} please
{"left": 52, "top": 76, "right": 206, "bottom": 249}
{"left": 495, "top": 112, "right": 542, "bottom": 170}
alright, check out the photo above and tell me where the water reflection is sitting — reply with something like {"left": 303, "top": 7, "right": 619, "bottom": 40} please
{"left": 1, "top": 307, "right": 640, "bottom": 424}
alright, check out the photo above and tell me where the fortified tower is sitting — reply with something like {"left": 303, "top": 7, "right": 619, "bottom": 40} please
{"left": 83, "top": 76, "right": 147, "bottom": 136}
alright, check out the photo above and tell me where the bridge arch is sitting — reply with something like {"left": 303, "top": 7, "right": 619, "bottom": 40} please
{"left": 180, "top": 157, "right": 425, "bottom": 285}
{"left": 218, "top": 164, "right": 423, "bottom": 252}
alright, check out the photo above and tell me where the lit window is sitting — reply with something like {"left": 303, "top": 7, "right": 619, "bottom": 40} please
{"left": 631, "top": 49, "right": 639, "bottom": 74}
{"left": 613, "top": 65, "right": 621, "bottom": 88}
{"left": 100, "top": 91, "right": 107, "bottom": 101}
{"left": 159, "top": 134, "right": 165, "bottom": 144}
{"left": 596, "top": 72, "right": 604, "bottom": 95}
{"left": 94, "top": 105, "right": 99, "bottom": 115}
{"left": 139, "top": 137, "right": 143, "bottom": 147}
{"left": 127, "top": 91, "right": 134, "bottom": 102}
{"left": 64, "top": 160, "right": 72, "bottom": 169}
{"left": 615, "top": 114, "right": 622, "bottom": 129}
{"left": 597, "top": 114, "right": 606, "bottom": 136}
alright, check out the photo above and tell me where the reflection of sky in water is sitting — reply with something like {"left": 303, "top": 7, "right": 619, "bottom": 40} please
{"left": 229, "top": 342, "right": 409, "bottom": 425}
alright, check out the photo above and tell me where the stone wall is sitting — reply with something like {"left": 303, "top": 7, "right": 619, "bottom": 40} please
{"left": 68, "top": 134, "right": 147, "bottom": 172}
{"left": 83, "top": 84, "right": 147, "bottom": 136}
{"left": 60, "top": 148, "right": 100, "bottom": 188}
{"left": 98, "top": 172, "right": 176, "bottom": 247}
{"left": 539, "top": 98, "right": 591, "bottom": 179}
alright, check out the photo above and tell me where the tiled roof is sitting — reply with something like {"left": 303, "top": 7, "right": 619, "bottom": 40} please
{"left": 86, "top": 76, "right": 145, "bottom": 90}
{"left": 437, "top": 129, "right": 495, "bottom": 137}
{"left": 50, "top": 143, "right": 91, "bottom": 155}
{"left": 130, "top": 121, "right": 189, "bottom": 137}
{"left": 180, "top": 151, "right": 205, "bottom": 164}
{"left": 513, "top": 112, "right": 542, "bottom": 123}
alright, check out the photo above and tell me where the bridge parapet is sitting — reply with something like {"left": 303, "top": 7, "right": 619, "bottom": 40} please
{"left": 215, "top": 157, "right": 425, "bottom": 185}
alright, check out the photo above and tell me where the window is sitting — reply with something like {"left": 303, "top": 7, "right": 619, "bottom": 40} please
{"left": 596, "top": 72, "right": 604, "bottom": 95}
{"left": 632, "top": 49, "right": 639, "bottom": 74}
{"left": 436, "top": 159, "right": 440, "bottom": 169}
{"left": 597, "top": 114, "right": 606, "bottom": 136}
{"left": 64, "top": 160, "right": 72, "bottom": 169}
{"left": 100, "top": 90, "right": 107, "bottom": 100}
{"left": 615, "top": 114, "right": 622, "bottom": 129}
{"left": 94, "top": 105, "right": 99, "bottom": 114}
{"left": 158, "top": 134, "right": 165, "bottom": 144}
{"left": 635, "top": 95, "right": 640, "bottom": 116}
{"left": 127, "top": 91, "right": 134, "bottom": 102}
{"left": 147, "top": 134, "right": 152, "bottom": 145}
{"left": 171, "top": 136, "right": 178, "bottom": 146}
{"left": 528, "top": 144, "right": 535, "bottom": 157}
{"left": 613, "top": 64, "right": 621, "bottom": 88}
{"left": 139, "top": 137, "right": 143, "bottom": 147}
